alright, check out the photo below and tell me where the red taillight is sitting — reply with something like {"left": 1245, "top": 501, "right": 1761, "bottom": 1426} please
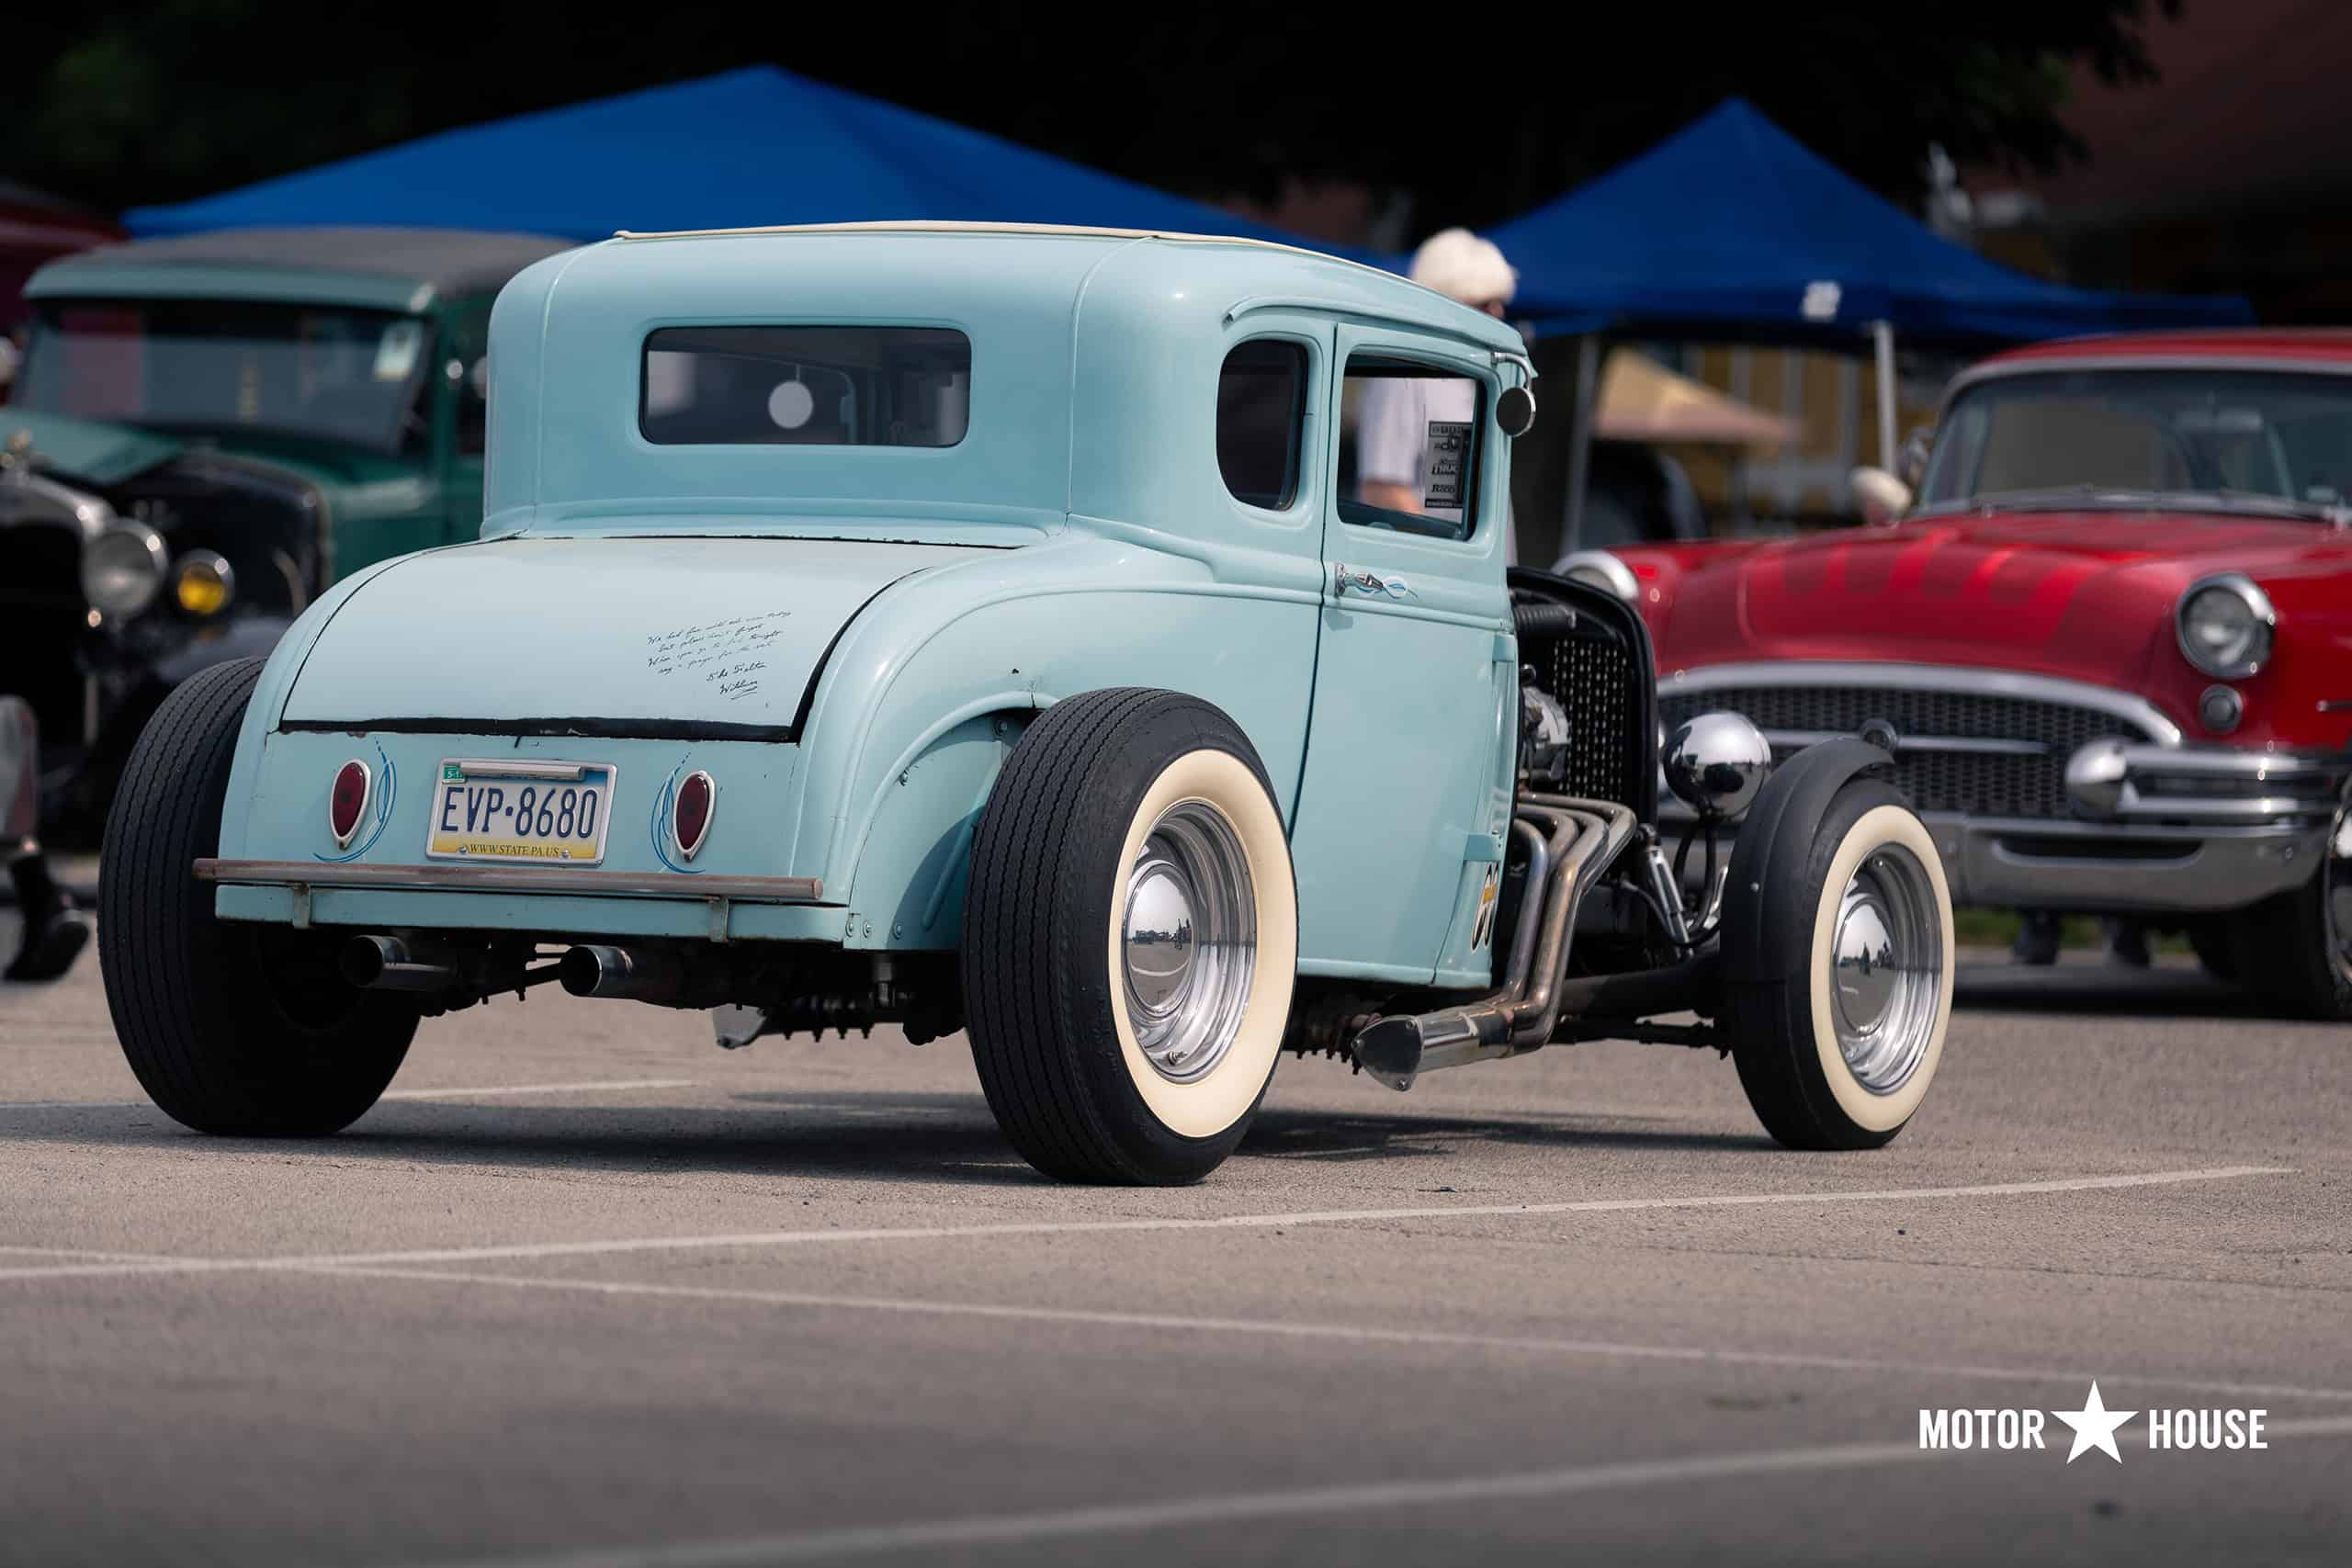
{"left": 329, "top": 760, "right": 370, "bottom": 846}
{"left": 673, "top": 770, "right": 715, "bottom": 860}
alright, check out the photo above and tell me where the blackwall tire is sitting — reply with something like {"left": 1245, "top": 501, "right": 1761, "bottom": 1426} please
{"left": 2187, "top": 919, "right": 2239, "bottom": 986}
{"left": 1727, "top": 780, "right": 1954, "bottom": 1151}
{"left": 962, "top": 689, "right": 1297, "bottom": 1185}
{"left": 2228, "top": 825, "right": 2352, "bottom": 1021}
{"left": 97, "top": 658, "right": 418, "bottom": 1136}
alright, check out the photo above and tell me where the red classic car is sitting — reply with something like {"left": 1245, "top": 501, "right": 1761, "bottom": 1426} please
{"left": 1565, "top": 330, "right": 2352, "bottom": 1018}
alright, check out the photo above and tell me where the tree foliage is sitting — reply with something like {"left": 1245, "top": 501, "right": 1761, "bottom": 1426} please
{"left": 8, "top": 1, "right": 2179, "bottom": 229}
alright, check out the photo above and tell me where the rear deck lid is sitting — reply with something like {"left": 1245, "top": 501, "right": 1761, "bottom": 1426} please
{"left": 280, "top": 535, "right": 981, "bottom": 739}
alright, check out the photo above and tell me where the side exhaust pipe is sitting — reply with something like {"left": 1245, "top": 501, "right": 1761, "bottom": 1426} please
{"left": 341, "top": 934, "right": 458, "bottom": 992}
{"left": 1349, "top": 794, "right": 1637, "bottom": 1091}
{"left": 559, "top": 944, "right": 684, "bottom": 1001}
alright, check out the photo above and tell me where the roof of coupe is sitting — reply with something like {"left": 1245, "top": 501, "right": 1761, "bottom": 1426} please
{"left": 576, "top": 222, "right": 1521, "bottom": 351}
{"left": 480, "top": 224, "right": 1526, "bottom": 536}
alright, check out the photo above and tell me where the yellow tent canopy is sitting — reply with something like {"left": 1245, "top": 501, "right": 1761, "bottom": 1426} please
{"left": 1593, "top": 349, "right": 1799, "bottom": 450}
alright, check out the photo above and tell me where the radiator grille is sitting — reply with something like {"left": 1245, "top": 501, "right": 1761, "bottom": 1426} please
{"left": 1657, "top": 682, "right": 2163, "bottom": 818}
{"left": 1526, "top": 631, "right": 1643, "bottom": 807}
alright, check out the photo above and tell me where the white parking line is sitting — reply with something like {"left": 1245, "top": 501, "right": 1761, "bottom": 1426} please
{"left": 0, "top": 1245, "right": 189, "bottom": 1264}
{"left": 379, "top": 1079, "right": 698, "bottom": 1101}
{"left": 392, "top": 1416, "right": 2352, "bottom": 1568}
{"left": 0, "top": 1166, "right": 2290, "bottom": 1285}
{"left": 299, "top": 1262, "right": 2352, "bottom": 1408}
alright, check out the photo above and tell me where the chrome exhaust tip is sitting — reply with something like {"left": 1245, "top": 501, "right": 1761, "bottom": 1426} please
{"left": 1348, "top": 1016, "right": 1428, "bottom": 1091}
{"left": 341, "top": 934, "right": 458, "bottom": 992}
{"left": 559, "top": 944, "right": 681, "bottom": 1000}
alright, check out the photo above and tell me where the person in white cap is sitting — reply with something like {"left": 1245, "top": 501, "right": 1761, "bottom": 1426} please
{"left": 1354, "top": 228, "right": 1521, "bottom": 560}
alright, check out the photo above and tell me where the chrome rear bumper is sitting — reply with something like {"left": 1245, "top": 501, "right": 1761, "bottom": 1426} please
{"left": 194, "top": 859, "right": 823, "bottom": 903}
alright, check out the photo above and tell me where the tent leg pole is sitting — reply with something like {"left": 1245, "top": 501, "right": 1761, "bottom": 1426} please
{"left": 1871, "top": 320, "right": 1897, "bottom": 468}
{"left": 1562, "top": 334, "right": 1602, "bottom": 558}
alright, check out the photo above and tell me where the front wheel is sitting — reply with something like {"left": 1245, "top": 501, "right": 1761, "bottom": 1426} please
{"left": 962, "top": 689, "right": 1297, "bottom": 1184}
{"left": 98, "top": 658, "right": 418, "bottom": 1135}
{"left": 2227, "top": 804, "right": 2352, "bottom": 1020}
{"left": 1726, "top": 780, "right": 1954, "bottom": 1150}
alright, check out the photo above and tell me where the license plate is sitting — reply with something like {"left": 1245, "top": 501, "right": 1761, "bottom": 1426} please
{"left": 424, "top": 760, "right": 616, "bottom": 864}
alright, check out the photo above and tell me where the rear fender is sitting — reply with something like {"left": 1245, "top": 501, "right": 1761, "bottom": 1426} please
{"left": 839, "top": 708, "right": 1034, "bottom": 951}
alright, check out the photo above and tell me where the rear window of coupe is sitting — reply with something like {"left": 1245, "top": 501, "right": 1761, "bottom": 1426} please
{"left": 640, "top": 325, "right": 972, "bottom": 446}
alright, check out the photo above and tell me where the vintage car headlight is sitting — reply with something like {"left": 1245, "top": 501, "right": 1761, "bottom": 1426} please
{"left": 2175, "top": 573, "right": 2274, "bottom": 679}
{"left": 1663, "top": 711, "right": 1773, "bottom": 822}
{"left": 174, "top": 550, "right": 236, "bottom": 617}
{"left": 81, "top": 521, "right": 168, "bottom": 619}
{"left": 1555, "top": 548, "right": 1640, "bottom": 604}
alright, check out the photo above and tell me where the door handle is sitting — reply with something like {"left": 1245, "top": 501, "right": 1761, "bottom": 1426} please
{"left": 1334, "top": 563, "right": 1414, "bottom": 600}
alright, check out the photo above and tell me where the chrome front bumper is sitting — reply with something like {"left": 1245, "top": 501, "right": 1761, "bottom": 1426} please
{"left": 1914, "top": 813, "right": 2329, "bottom": 912}
{"left": 1661, "top": 741, "right": 2349, "bottom": 914}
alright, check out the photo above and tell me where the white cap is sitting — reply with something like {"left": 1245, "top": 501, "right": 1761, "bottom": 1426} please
{"left": 1408, "top": 228, "right": 1517, "bottom": 309}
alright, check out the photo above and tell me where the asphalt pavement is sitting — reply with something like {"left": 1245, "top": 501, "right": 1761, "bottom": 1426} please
{"left": 1, "top": 932, "right": 2346, "bottom": 1566}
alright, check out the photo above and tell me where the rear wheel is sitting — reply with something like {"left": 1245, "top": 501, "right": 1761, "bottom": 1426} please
{"left": 98, "top": 658, "right": 417, "bottom": 1135}
{"left": 2228, "top": 804, "right": 2352, "bottom": 1020}
{"left": 962, "top": 689, "right": 1296, "bottom": 1184}
{"left": 1727, "top": 781, "right": 1954, "bottom": 1150}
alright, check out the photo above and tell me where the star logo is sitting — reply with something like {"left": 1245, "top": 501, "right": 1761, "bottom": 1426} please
{"left": 2052, "top": 1381, "right": 2137, "bottom": 1463}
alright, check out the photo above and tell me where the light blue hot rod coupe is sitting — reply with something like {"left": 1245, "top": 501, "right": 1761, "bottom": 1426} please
{"left": 100, "top": 224, "right": 1956, "bottom": 1183}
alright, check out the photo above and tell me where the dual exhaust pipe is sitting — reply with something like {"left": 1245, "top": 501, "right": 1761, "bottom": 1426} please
{"left": 340, "top": 936, "right": 684, "bottom": 1002}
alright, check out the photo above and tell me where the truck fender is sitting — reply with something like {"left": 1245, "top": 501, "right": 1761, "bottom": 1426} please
{"left": 1718, "top": 737, "right": 1894, "bottom": 987}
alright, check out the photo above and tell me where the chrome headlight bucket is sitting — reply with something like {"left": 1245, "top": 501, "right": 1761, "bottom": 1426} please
{"left": 2175, "top": 573, "right": 2274, "bottom": 680}
{"left": 1663, "top": 711, "right": 1773, "bottom": 823}
{"left": 81, "top": 521, "right": 168, "bottom": 619}
{"left": 1555, "top": 548, "right": 1640, "bottom": 604}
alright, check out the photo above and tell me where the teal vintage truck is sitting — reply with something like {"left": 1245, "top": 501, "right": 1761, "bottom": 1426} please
{"left": 1, "top": 227, "right": 571, "bottom": 837}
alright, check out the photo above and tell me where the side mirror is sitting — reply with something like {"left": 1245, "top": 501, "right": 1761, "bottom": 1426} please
{"left": 1896, "top": 426, "right": 1934, "bottom": 489}
{"left": 1496, "top": 385, "right": 1536, "bottom": 438}
{"left": 1850, "top": 466, "right": 1912, "bottom": 526}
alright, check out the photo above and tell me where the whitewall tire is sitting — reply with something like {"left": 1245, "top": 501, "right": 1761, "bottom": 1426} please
{"left": 963, "top": 689, "right": 1296, "bottom": 1184}
{"left": 1728, "top": 781, "right": 1954, "bottom": 1150}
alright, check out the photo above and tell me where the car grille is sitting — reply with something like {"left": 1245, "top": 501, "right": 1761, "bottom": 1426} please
{"left": 1657, "top": 682, "right": 2165, "bottom": 819}
{"left": 1525, "top": 630, "right": 1645, "bottom": 807}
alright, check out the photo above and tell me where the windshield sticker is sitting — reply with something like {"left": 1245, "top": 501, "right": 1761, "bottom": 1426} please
{"left": 373, "top": 320, "right": 424, "bottom": 383}
{"left": 1423, "top": 421, "right": 1472, "bottom": 510}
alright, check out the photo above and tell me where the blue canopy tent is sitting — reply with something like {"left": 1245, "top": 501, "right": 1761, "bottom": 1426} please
{"left": 124, "top": 65, "right": 1351, "bottom": 254}
{"left": 1492, "top": 97, "right": 2251, "bottom": 346}
{"left": 1484, "top": 98, "right": 2253, "bottom": 542}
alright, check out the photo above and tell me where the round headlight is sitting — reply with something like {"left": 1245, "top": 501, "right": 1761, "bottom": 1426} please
{"left": 2175, "top": 574, "right": 2274, "bottom": 679}
{"left": 1555, "top": 548, "right": 1641, "bottom": 604}
{"left": 1663, "top": 711, "right": 1773, "bottom": 823}
{"left": 174, "top": 550, "right": 235, "bottom": 617}
{"left": 81, "top": 521, "right": 168, "bottom": 619}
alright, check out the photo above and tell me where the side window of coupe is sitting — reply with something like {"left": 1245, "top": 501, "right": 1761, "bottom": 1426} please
{"left": 1215, "top": 339, "right": 1309, "bottom": 511}
{"left": 1339, "top": 354, "right": 1483, "bottom": 541}
{"left": 640, "top": 325, "right": 972, "bottom": 447}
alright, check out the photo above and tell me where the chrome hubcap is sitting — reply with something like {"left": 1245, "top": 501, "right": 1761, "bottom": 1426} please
{"left": 1121, "top": 798, "right": 1256, "bottom": 1082}
{"left": 1829, "top": 843, "right": 1941, "bottom": 1095}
